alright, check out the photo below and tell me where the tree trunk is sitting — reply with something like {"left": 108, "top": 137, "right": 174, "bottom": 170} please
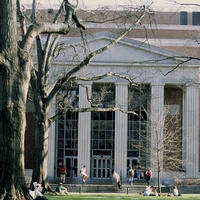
{"left": 32, "top": 109, "right": 53, "bottom": 192}
{"left": 0, "top": 86, "right": 32, "bottom": 200}
{"left": 158, "top": 170, "right": 161, "bottom": 194}
{"left": 0, "top": 1, "right": 32, "bottom": 199}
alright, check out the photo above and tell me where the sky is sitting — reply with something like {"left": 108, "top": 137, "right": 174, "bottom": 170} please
{"left": 21, "top": 0, "right": 200, "bottom": 12}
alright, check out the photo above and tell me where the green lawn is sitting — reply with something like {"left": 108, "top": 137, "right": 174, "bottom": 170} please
{"left": 44, "top": 193, "right": 200, "bottom": 200}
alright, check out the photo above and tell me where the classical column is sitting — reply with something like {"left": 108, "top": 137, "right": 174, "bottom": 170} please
{"left": 115, "top": 83, "right": 128, "bottom": 179}
{"left": 184, "top": 85, "right": 199, "bottom": 178}
{"left": 150, "top": 83, "right": 164, "bottom": 176}
{"left": 47, "top": 100, "right": 56, "bottom": 179}
{"left": 78, "top": 83, "right": 91, "bottom": 177}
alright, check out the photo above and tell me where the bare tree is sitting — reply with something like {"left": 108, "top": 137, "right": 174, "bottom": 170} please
{"left": 0, "top": 0, "right": 150, "bottom": 198}
{"left": 129, "top": 93, "right": 184, "bottom": 194}
{"left": 149, "top": 107, "right": 183, "bottom": 193}
{"left": 0, "top": 0, "right": 32, "bottom": 199}
{"left": 17, "top": 0, "right": 153, "bottom": 191}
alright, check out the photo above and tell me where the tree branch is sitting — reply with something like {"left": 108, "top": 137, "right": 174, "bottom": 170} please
{"left": 17, "top": 0, "right": 27, "bottom": 37}
{"left": 42, "top": 2, "right": 65, "bottom": 87}
{"left": 49, "top": 105, "right": 137, "bottom": 125}
{"left": 63, "top": 5, "right": 148, "bottom": 76}
{"left": 64, "top": 0, "right": 85, "bottom": 29}
{"left": 20, "top": 23, "right": 70, "bottom": 52}
{"left": 174, "top": 1, "right": 200, "bottom": 7}
{"left": 46, "top": 6, "right": 148, "bottom": 108}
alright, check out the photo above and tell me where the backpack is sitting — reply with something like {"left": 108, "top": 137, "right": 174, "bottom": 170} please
{"left": 147, "top": 171, "right": 152, "bottom": 177}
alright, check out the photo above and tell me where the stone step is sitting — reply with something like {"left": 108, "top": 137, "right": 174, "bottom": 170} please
{"left": 50, "top": 184, "right": 170, "bottom": 194}
{"left": 50, "top": 177, "right": 147, "bottom": 185}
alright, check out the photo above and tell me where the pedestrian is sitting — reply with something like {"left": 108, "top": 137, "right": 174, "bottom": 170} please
{"left": 59, "top": 164, "right": 67, "bottom": 183}
{"left": 112, "top": 170, "right": 121, "bottom": 191}
{"left": 80, "top": 165, "right": 88, "bottom": 184}
{"left": 135, "top": 163, "right": 141, "bottom": 180}
{"left": 55, "top": 182, "right": 68, "bottom": 195}
{"left": 145, "top": 167, "right": 152, "bottom": 186}
{"left": 127, "top": 166, "right": 134, "bottom": 185}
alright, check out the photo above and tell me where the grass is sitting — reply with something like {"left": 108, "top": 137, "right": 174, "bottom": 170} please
{"left": 44, "top": 193, "right": 200, "bottom": 200}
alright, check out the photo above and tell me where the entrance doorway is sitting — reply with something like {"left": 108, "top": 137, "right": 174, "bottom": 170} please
{"left": 92, "top": 156, "right": 112, "bottom": 179}
{"left": 65, "top": 156, "right": 78, "bottom": 178}
{"left": 127, "top": 157, "right": 140, "bottom": 178}
{"left": 127, "top": 157, "right": 139, "bottom": 168}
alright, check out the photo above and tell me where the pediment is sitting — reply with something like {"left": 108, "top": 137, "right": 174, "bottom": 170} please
{"left": 62, "top": 31, "right": 200, "bottom": 67}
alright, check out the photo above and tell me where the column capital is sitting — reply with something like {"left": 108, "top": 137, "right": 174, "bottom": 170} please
{"left": 115, "top": 82, "right": 129, "bottom": 86}
{"left": 185, "top": 83, "right": 199, "bottom": 88}
{"left": 151, "top": 83, "right": 165, "bottom": 86}
{"left": 79, "top": 83, "right": 91, "bottom": 108}
{"left": 78, "top": 81, "right": 92, "bottom": 86}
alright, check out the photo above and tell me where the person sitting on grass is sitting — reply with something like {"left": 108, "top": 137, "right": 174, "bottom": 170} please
{"left": 149, "top": 185, "right": 158, "bottom": 196}
{"left": 140, "top": 185, "right": 158, "bottom": 196}
{"left": 29, "top": 182, "right": 46, "bottom": 199}
{"left": 143, "top": 185, "right": 151, "bottom": 196}
{"left": 172, "top": 185, "right": 181, "bottom": 196}
{"left": 55, "top": 182, "right": 68, "bottom": 195}
{"left": 168, "top": 185, "right": 182, "bottom": 197}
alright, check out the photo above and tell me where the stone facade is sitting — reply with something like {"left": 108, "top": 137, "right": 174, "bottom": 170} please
{"left": 47, "top": 32, "right": 199, "bottom": 182}
{"left": 25, "top": 9, "right": 200, "bottom": 184}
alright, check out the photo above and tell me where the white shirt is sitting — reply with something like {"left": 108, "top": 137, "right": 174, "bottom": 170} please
{"left": 173, "top": 188, "right": 179, "bottom": 196}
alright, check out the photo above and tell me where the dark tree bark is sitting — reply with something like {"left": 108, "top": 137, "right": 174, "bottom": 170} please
{"left": 0, "top": 0, "right": 32, "bottom": 199}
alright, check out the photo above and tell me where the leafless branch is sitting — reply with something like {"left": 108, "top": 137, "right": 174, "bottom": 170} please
{"left": 173, "top": 1, "right": 200, "bottom": 7}
{"left": 49, "top": 104, "right": 137, "bottom": 125}
{"left": 17, "top": 0, "right": 27, "bottom": 37}
{"left": 162, "top": 57, "right": 193, "bottom": 76}
{"left": 64, "top": 0, "right": 85, "bottom": 29}
{"left": 47, "top": 6, "right": 149, "bottom": 106}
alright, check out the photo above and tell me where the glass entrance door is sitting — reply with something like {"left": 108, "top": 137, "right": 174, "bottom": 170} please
{"left": 65, "top": 156, "right": 78, "bottom": 178}
{"left": 92, "top": 156, "right": 111, "bottom": 179}
{"left": 127, "top": 157, "right": 139, "bottom": 168}
{"left": 127, "top": 157, "right": 139, "bottom": 178}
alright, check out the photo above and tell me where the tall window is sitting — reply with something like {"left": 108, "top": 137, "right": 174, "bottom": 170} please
{"left": 91, "top": 83, "right": 115, "bottom": 178}
{"left": 91, "top": 111, "right": 115, "bottom": 153}
{"left": 56, "top": 86, "right": 79, "bottom": 176}
{"left": 127, "top": 85, "right": 150, "bottom": 168}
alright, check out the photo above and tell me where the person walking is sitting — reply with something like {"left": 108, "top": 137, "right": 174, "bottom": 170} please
{"left": 145, "top": 167, "right": 152, "bottom": 186}
{"left": 59, "top": 164, "right": 67, "bottom": 183}
{"left": 80, "top": 165, "right": 89, "bottom": 184}
{"left": 127, "top": 166, "right": 134, "bottom": 185}
{"left": 135, "top": 163, "right": 141, "bottom": 180}
{"left": 112, "top": 170, "right": 121, "bottom": 191}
